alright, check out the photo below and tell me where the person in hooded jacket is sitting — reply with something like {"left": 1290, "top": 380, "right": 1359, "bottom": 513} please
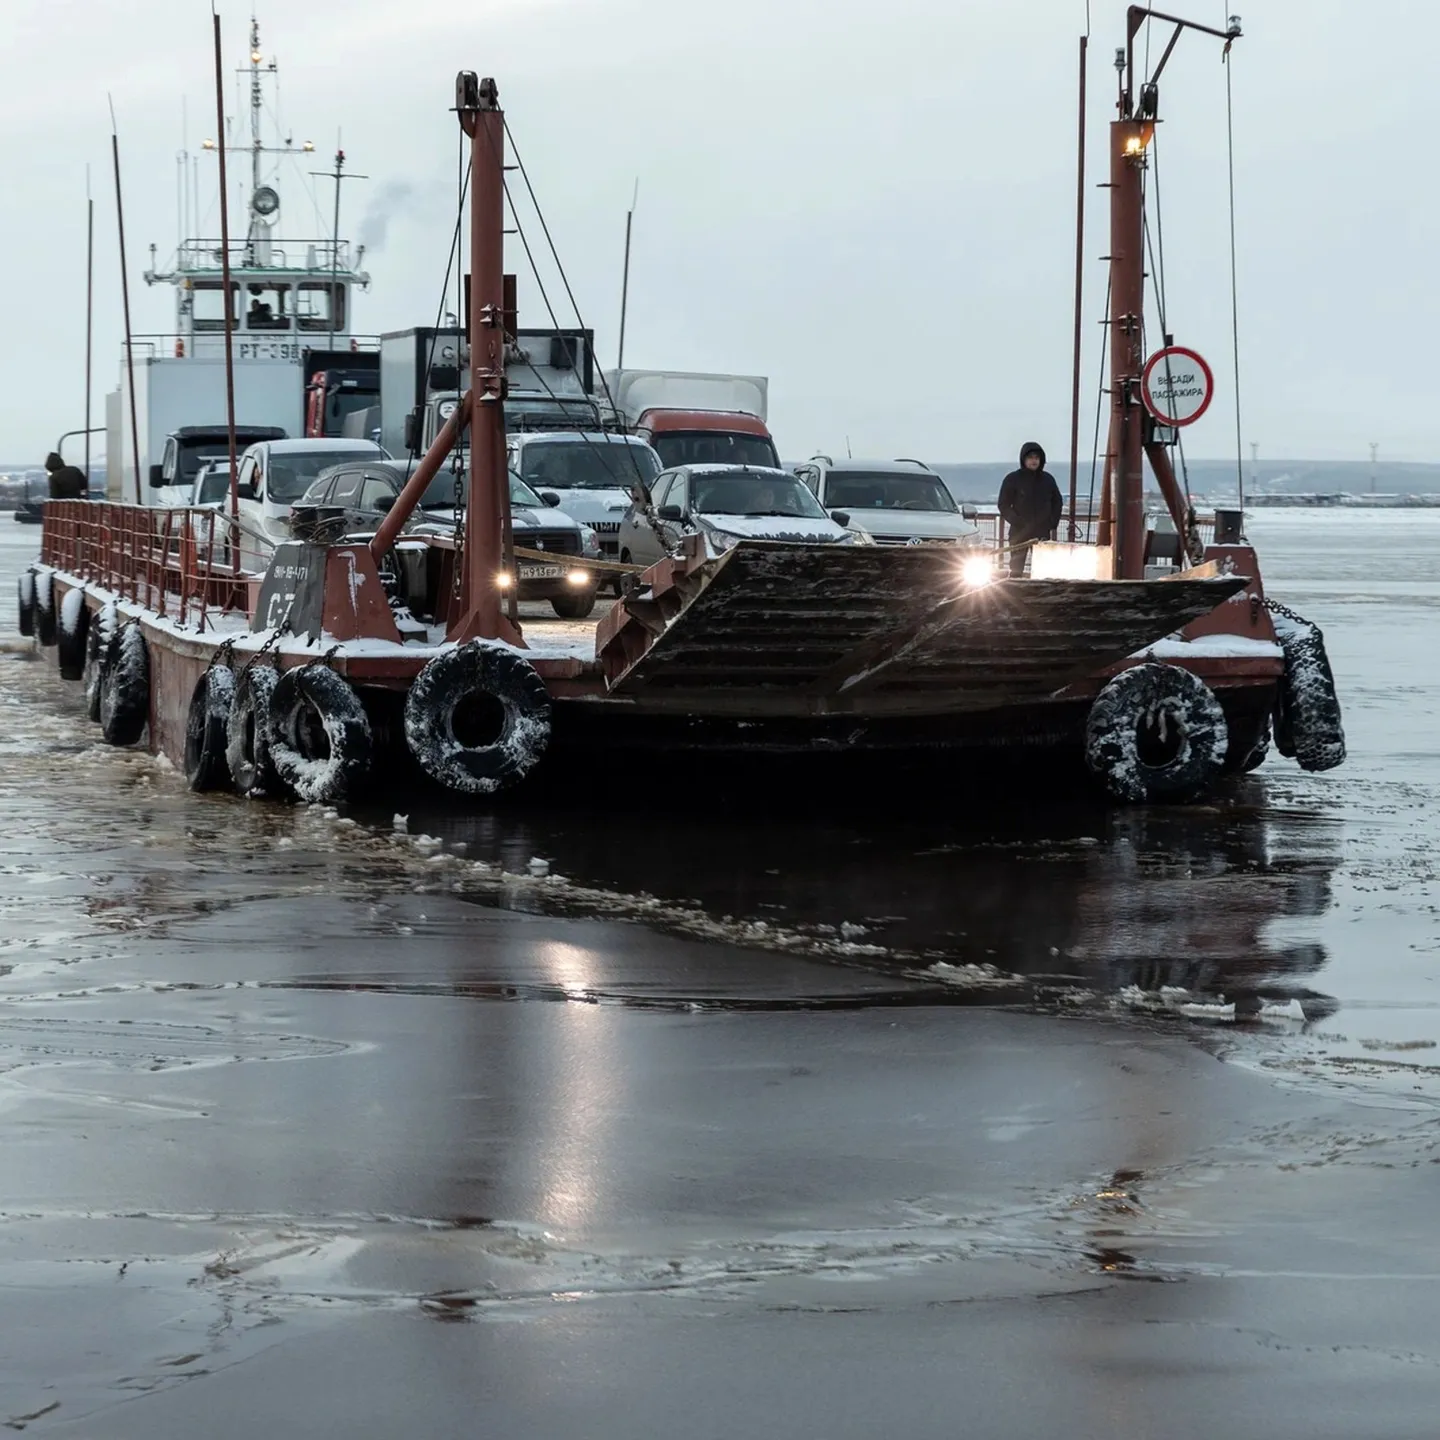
{"left": 44, "top": 452, "right": 89, "bottom": 501}
{"left": 998, "top": 441, "right": 1063, "bottom": 577}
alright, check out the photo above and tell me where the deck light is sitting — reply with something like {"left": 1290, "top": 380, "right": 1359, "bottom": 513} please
{"left": 961, "top": 554, "right": 995, "bottom": 588}
{"left": 1123, "top": 120, "right": 1156, "bottom": 156}
{"left": 251, "top": 49, "right": 264, "bottom": 63}
{"left": 202, "top": 138, "right": 216, "bottom": 150}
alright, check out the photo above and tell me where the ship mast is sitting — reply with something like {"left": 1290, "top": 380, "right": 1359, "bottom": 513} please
{"left": 249, "top": 16, "right": 265, "bottom": 202}
{"left": 1107, "top": 5, "right": 1241, "bottom": 579}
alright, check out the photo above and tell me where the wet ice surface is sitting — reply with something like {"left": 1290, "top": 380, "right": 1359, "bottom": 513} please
{"left": 3, "top": 514, "right": 1440, "bottom": 1437}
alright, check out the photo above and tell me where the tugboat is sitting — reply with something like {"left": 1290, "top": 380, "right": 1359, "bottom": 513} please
{"left": 17, "top": 9, "right": 1344, "bottom": 808}
{"left": 106, "top": 17, "right": 375, "bottom": 506}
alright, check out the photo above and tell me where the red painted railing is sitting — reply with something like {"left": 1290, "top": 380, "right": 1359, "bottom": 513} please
{"left": 39, "top": 502, "right": 250, "bottom": 632}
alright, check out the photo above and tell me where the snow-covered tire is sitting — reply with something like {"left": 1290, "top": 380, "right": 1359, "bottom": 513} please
{"left": 184, "top": 666, "right": 237, "bottom": 792}
{"left": 404, "top": 641, "right": 551, "bottom": 796}
{"left": 227, "top": 663, "right": 284, "bottom": 798}
{"left": 266, "top": 664, "right": 371, "bottom": 804}
{"left": 1085, "top": 662, "right": 1229, "bottom": 803}
{"left": 17, "top": 571, "right": 36, "bottom": 637}
{"left": 56, "top": 586, "right": 89, "bottom": 680}
{"left": 83, "top": 601, "right": 118, "bottom": 722}
{"left": 34, "top": 569, "right": 56, "bottom": 647}
{"left": 99, "top": 624, "right": 150, "bottom": 747}
{"left": 1271, "top": 609, "right": 1345, "bottom": 773}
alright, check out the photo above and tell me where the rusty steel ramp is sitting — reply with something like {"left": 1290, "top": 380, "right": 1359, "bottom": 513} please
{"left": 595, "top": 541, "right": 1248, "bottom": 716}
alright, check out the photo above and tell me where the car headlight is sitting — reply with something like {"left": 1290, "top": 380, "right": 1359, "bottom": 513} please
{"left": 579, "top": 524, "right": 601, "bottom": 558}
{"left": 707, "top": 530, "right": 743, "bottom": 551}
{"left": 844, "top": 527, "right": 875, "bottom": 545}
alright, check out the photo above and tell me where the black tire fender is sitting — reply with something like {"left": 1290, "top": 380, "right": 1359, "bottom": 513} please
{"left": 404, "top": 641, "right": 551, "bottom": 796}
{"left": 83, "top": 601, "right": 118, "bottom": 723}
{"left": 550, "top": 586, "right": 598, "bottom": 620}
{"left": 56, "top": 587, "right": 90, "bottom": 681}
{"left": 99, "top": 623, "right": 150, "bottom": 747}
{"left": 1270, "top": 610, "right": 1346, "bottom": 773}
{"left": 34, "top": 569, "right": 57, "bottom": 647}
{"left": 185, "top": 665, "right": 237, "bottom": 792}
{"left": 227, "top": 663, "right": 284, "bottom": 798}
{"left": 17, "top": 571, "right": 36, "bottom": 638}
{"left": 266, "top": 664, "right": 372, "bottom": 804}
{"left": 1085, "top": 662, "right": 1229, "bottom": 803}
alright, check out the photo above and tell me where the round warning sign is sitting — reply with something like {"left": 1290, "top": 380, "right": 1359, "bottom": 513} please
{"left": 1141, "top": 346, "right": 1214, "bottom": 427}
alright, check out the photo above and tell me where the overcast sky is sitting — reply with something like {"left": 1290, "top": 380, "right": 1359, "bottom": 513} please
{"left": 0, "top": 0, "right": 1429, "bottom": 465}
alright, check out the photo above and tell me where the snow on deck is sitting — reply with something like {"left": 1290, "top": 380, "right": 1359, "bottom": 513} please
{"left": 34, "top": 563, "right": 602, "bottom": 665}
{"left": 1133, "top": 634, "right": 1283, "bottom": 660}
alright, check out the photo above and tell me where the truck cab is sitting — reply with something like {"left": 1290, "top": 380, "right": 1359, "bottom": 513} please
{"left": 151, "top": 425, "right": 287, "bottom": 505}
{"left": 304, "top": 352, "right": 381, "bottom": 438}
{"left": 630, "top": 408, "right": 779, "bottom": 470}
{"left": 604, "top": 368, "right": 779, "bottom": 471}
{"left": 507, "top": 431, "right": 663, "bottom": 559}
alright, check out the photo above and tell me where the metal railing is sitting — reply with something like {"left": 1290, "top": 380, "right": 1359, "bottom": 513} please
{"left": 170, "top": 237, "right": 366, "bottom": 275}
{"left": 967, "top": 506, "right": 1216, "bottom": 551}
{"left": 40, "top": 502, "right": 252, "bottom": 631}
{"left": 124, "top": 332, "right": 382, "bottom": 358}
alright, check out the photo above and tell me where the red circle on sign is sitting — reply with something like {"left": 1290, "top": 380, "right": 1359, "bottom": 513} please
{"left": 1141, "top": 346, "right": 1214, "bottom": 427}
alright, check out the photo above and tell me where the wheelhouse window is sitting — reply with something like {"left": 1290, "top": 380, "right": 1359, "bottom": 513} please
{"left": 297, "top": 282, "right": 346, "bottom": 333}
{"left": 244, "top": 283, "right": 291, "bottom": 331}
{"left": 191, "top": 281, "right": 237, "bottom": 332}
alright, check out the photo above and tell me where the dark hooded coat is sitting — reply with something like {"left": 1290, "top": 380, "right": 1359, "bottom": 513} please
{"left": 997, "top": 441, "right": 1063, "bottom": 538}
{"left": 44, "top": 452, "right": 88, "bottom": 501}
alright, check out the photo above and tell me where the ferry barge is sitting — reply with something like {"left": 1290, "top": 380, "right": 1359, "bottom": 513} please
{"left": 17, "top": 14, "right": 1344, "bottom": 807}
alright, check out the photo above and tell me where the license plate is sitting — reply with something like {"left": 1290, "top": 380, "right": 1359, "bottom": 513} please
{"left": 518, "top": 563, "right": 565, "bottom": 580}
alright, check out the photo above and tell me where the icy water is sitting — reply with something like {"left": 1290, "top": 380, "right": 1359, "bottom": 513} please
{"left": 2, "top": 511, "right": 1440, "bottom": 1437}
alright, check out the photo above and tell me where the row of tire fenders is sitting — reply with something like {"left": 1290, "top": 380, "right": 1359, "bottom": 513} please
{"left": 17, "top": 566, "right": 553, "bottom": 805}
{"left": 1082, "top": 608, "right": 1346, "bottom": 802}
{"left": 18, "top": 566, "right": 1345, "bottom": 807}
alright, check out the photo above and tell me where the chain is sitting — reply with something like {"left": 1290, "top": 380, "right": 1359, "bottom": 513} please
{"left": 319, "top": 644, "right": 343, "bottom": 670}
{"left": 451, "top": 451, "right": 467, "bottom": 602}
{"left": 244, "top": 614, "right": 290, "bottom": 670}
{"left": 207, "top": 636, "right": 237, "bottom": 673}
{"left": 1263, "top": 596, "right": 1306, "bottom": 625}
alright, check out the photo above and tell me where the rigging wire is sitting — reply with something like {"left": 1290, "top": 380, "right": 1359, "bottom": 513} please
{"left": 409, "top": 148, "right": 471, "bottom": 474}
{"left": 1144, "top": 135, "right": 1194, "bottom": 514}
{"left": 1084, "top": 272, "right": 1113, "bottom": 542}
{"left": 1223, "top": 36, "right": 1246, "bottom": 509}
{"left": 490, "top": 118, "right": 649, "bottom": 490}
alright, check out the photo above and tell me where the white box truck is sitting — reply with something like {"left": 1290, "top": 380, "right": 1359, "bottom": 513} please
{"left": 601, "top": 368, "right": 778, "bottom": 469}
{"left": 106, "top": 357, "right": 304, "bottom": 505}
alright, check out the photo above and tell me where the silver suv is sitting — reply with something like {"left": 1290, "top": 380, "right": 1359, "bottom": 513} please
{"left": 793, "top": 456, "right": 982, "bottom": 546}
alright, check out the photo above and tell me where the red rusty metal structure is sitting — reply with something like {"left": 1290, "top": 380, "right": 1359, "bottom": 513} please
{"left": 1107, "top": 7, "right": 1241, "bottom": 579}
{"left": 40, "top": 501, "right": 245, "bottom": 628}
{"left": 365, "top": 73, "right": 522, "bottom": 648}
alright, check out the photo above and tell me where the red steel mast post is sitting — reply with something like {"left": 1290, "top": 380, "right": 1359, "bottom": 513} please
{"left": 1107, "top": 113, "right": 1149, "bottom": 580}
{"left": 449, "top": 73, "right": 522, "bottom": 647}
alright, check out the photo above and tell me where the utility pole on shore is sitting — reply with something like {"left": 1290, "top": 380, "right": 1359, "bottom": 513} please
{"left": 1249, "top": 441, "right": 1258, "bottom": 492}
{"left": 1369, "top": 442, "right": 1378, "bottom": 494}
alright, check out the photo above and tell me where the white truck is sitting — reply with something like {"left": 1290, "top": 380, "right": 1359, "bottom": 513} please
{"left": 601, "top": 368, "right": 779, "bottom": 470}
{"left": 106, "top": 356, "right": 303, "bottom": 505}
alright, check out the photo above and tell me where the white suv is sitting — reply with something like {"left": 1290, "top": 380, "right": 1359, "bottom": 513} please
{"left": 793, "top": 456, "right": 982, "bottom": 546}
{"left": 232, "top": 437, "right": 390, "bottom": 556}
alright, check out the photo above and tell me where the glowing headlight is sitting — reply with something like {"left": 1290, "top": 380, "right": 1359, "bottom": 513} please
{"left": 961, "top": 554, "right": 996, "bottom": 588}
{"left": 496, "top": 571, "right": 514, "bottom": 590}
{"left": 565, "top": 568, "right": 590, "bottom": 586}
